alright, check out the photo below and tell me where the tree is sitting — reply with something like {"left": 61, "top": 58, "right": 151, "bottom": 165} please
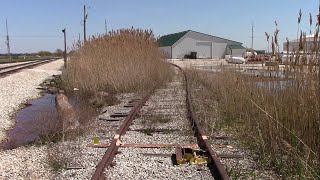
{"left": 38, "top": 51, "right": 52, "bottom": 57}
{"left": 55, "top": 49, "right": 63, "bottom": 57}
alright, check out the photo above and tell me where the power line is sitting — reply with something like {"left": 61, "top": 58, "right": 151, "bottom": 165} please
{"left": 0, "top": 35, "right": 78, "bottom": 38}
{"left": 3, "top": 36, "right": 62, "bottom": 37}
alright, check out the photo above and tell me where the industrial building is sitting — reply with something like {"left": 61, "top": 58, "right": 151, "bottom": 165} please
{"left": 158, "top": 30, "right": 246, "bottom": 59}
{"left": 283, "top": 34, "right": 320, "bottom": 52}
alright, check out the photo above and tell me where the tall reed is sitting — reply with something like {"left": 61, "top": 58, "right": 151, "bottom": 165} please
{"left": 187, "top": 5, "right": 320, "bottom": 178}
{"left": 188, "top": 69, "right": 320, "bottom": 178}
{"left": 62, "top": 28, "right": 172, "bottom": 96}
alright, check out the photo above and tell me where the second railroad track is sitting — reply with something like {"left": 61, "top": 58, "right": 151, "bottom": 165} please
{"left": 0, "top": 58, "right": 59, "bottom": 77}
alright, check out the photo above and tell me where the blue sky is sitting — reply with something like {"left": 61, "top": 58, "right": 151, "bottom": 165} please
{"left": 0, "top": 0, "right": 318, "bottom": 53}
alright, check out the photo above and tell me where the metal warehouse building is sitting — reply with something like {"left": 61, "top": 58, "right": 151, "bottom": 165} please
{"left": 158, "top": 30, "right": 246, "bottom": 59}
{"left": 283, "top": 34, "right": 320, "bottom": 52}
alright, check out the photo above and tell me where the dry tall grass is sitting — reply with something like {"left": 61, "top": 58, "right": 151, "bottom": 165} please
{"left": 188, "top": 69, "right": 320, "bottom": 178}
{"left": 63, "top": 28, "right": 172, "bottom": 95}
{"left": 186, "top": 6, "right": 320, "bottom": 178}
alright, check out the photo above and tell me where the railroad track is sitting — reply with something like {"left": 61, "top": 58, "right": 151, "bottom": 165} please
{"left": 90, "top": 65, "right": 229, "bottom": 180}
{"left": 0, "top": 58, "right": 59, "bottom": 77}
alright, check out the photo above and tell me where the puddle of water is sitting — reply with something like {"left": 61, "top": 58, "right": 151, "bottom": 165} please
{"left": 254, "top": 80, "right": 294, "bottom": 91}
{"left": 241, "top": 69, "right": 291, "bottom": 79}
{"left": 192, "top": 65, "right": 293, "bottom": 78}
{"left": 0, "top": 94, "right": 58, "bottom": 150}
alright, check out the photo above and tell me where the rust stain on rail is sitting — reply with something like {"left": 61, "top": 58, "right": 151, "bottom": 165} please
{"left": 92, "top": 64, "right": 229, "bottom": 180}
{"left": 171, "top": 63, "right": 230, "bottom": 180}
{"left": 91, "top": 93, "right": 152, "bottom": 180}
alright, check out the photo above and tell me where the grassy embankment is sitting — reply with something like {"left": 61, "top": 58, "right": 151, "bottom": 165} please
{"left": 188, "top": 8, "right": 320, "bottom": 179}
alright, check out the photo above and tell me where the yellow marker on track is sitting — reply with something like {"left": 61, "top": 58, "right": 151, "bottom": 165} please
{"left": 93, "top": 136, "right": 100, "bottom": 145}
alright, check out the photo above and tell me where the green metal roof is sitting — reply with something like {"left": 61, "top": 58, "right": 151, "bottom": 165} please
{"left": 158, "top": 30, "right": 190, "bottom": 47}
{"left": 227, "top": 45, "right": 246, "bottom": 49}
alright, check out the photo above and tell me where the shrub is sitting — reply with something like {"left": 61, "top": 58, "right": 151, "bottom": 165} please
{"left": 38, "top": 51, "right": 52, "bottom": 57}
{"left": 62, "top": 28, "right": 172, "bottom": 96}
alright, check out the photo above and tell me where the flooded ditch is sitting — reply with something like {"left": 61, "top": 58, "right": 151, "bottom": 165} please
{"left": 0, "top": 94, "right": 58, "bottom": 150}
{"left": 0, "top": 90, "right": 93, "bottom": 150}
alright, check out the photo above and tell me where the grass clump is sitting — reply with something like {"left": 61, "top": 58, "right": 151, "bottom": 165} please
{"left": 188, "top": 69, "right": 320, "bottom": 178}
{"left": 63, "top": 28, "right": 172, "bottom": 96}
{"left": 186, "top": 5, "right": 320, "bottom": 178}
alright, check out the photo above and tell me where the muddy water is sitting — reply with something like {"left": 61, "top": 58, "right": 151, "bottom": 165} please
{"left": 0, "top": 94, "right": 58, "bottom": 150}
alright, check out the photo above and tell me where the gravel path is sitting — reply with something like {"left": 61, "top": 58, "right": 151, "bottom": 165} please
{"left": 0, "top": 59, "right": 63, "bottom": 179}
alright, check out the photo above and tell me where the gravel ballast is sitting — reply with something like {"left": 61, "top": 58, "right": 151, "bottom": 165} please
{"left": 0, "top": 59, "right": 281, "bottom": 179}
{"left": 0, "top": 61, "right": 37, "bottom": 68}
{"left": 53, "top": 68, "right": 213, "bottom": 179}
{"left": 0, "top": 59, "right": 63, "bottom": 179}
{"left": 106, "top": 69, "right": 213, "bottom": 179}
{"left": 0, "top": 59, "right": 63, "bottom": 143}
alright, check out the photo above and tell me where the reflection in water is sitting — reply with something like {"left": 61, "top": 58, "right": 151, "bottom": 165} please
{"left": 0, "top": 94, "right": 58, "bottom": 150}
{"left": 254, "top": 80, "right": 294, "bottom": 91}
{"left": 192, "top": 65, "right": 298, "bottom": 91}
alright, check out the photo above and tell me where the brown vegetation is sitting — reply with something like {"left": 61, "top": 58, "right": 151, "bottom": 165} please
{"left": 188, "top": 68, "right": 320, "bottom": 178}
{"left": 62, "top": 28, "right": 173, "bottom": 96}
{"left": 185, "top": 8, "right": 320, "bottom": 177}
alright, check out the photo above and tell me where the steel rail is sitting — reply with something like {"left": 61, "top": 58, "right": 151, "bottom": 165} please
{"left": 0, "top": 60, "right": 44, "bottom": 71}
{"left": 91, "top": 91, "right": 154, "bottom": 180}
{"left": 171, "top": 63, "right": 230, "bottom": 180}
{"left": 0, "top": 58, "right": 58, "bottom": 77}
{"left": 92, "top": 63, "right": 230, "bottom": 180}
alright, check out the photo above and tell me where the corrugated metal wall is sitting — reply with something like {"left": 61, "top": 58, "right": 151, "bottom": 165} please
{"left": 172, "top": 31, "right": 243, "bottom": 59}
{"left": 212, "top": 43, "right": 227, "bottom": 59}
{"left": 226, "top": 48, "right": 246, "bottom": 57}
{"left": 196, "top": 41, "right": 211, "bottom": 58}
{"left": 283, "top": 41, "right": 316, "bottom": 52}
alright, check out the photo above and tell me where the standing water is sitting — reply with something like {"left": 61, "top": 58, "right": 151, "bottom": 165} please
{"left": 0, "top": 94, "right": 58, "bottom": 150}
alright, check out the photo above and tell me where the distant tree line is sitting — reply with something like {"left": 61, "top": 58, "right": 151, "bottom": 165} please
{"left": 38, "top": 49, "right": 63, "bottom": 57}
{"left": 0, "top": 49, "right": 64, "bottom": 59}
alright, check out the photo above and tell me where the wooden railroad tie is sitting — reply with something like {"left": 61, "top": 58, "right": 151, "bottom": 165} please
{"left": 87, "top": 143, "right": 242, "bottom": 159}
{"left": 87, "top": 143, "right": 237, "bottom": 150}
{"left": 87, "top": 143, "right": 200, "bottom": 149}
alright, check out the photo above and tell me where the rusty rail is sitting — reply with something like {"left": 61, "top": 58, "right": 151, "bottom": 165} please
{"left": 0, "top": 58, "right": 59, "bottom": 77}
{"left": 92, "top": 64, "right": 229, "bottom": 180}
{"left": 0, "top": 60, "right": 43, "bottom": 71}
{"left": 171, "top": 63, "right": 230, "bottom": 180}
{"left": 91, "top": 92, "right": 153, "bottom": 180}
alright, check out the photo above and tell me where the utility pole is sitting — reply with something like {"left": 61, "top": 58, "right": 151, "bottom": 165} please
{"left": 83, "top": 5, "right": 88, "bottom": 42}
{"left": 251, "top": 22, "right": 254, "bottom": 50}
{"left": 6, "top": 19, "right": 11, "bottom": 60}
{"left": 62, "top": 28, "right": 67, "bottom": 67}
{"left": 78, "top": 33, "right": 81, "bottom": 47}
{"left": 105, "top": 19, "right": 107, "bottom": 34}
